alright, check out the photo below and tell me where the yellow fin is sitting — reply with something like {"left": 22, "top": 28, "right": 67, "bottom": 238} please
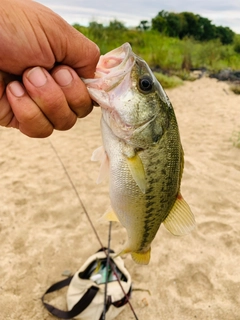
{"left": 91, "top": 146, "right": 109, "bottom": 184}
{"left": 126, "top": 154, "right": 146, "bottom": 193}
{"left": 101, "top": 208, "right": 119, "bottom": 222}
{"left": 163, "top": 193, "right": 196, "bottom": 236}
{"left": 131, "top": 248, "right": 151, "bottom": 265}
{"left": 115, "top": 247, "right": 150, "bottom": 265}
{"left": 114, "top": 248, "right": 131, "bottom": 259}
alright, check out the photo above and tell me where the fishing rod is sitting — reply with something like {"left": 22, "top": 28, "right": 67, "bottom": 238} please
{"left": 49, "top": 139, "right": 139, "bottom": 320}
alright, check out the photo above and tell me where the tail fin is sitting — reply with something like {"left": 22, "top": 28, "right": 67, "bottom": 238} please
{"left": 115, "top": 247, "right": 151, "bottom": 265}
{"left": 131, "top": 248, "right": 151, "bottom": 265}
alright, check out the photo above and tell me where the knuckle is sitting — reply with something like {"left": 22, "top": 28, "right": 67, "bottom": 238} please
{"left": 53, "top": 113, "right": 77, "bottom": 131}
{"left": 21, "top": 125, "right": 53, "bottom": 138}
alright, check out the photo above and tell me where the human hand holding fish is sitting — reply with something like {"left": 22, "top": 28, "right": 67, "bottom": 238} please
{"left": 0, "top": 0, "right": 99, "bottom": 138}
{"left": 0, "top": 2, "right": 195, "bottom": 266}
{"left": 84, "top": 43, "right": 196, "bottom": 265}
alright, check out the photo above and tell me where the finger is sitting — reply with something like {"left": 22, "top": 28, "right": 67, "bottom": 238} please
{"left": 0, "top": 71, "right": 5, "bottom": 98}
{"left": 0, "top": 91, "right": 15, "bottom": 127}
{"left": 22, "top": 67, "right": 77, "bottom": 130}
{"left": 51, "top": 65, "right": 93, "bottom": 118}
{"left": 0, "top": 1, "right": 99, "bottom": 78}
{"left": 0, "top": 72, "right": 15, "bottom": 127}
{"left": 6, "top": 81, "right": 54, "bottom": 137}
{"left": 52, "top": 28, "right": 100, "bottom": 78}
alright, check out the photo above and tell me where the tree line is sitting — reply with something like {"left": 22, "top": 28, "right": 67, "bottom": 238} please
{"left": 150, "top": 11, "right": 235, "bottom": 45}
{"left": 74, "top": 10, "right": 237, "bottom": 48}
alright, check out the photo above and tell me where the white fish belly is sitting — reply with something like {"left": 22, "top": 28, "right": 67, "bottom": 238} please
{"left": 101, "top": 118, "right": 162, "bottom": 252}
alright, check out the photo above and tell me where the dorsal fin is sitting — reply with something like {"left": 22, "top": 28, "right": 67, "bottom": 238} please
{"left": 163, "top": 193, "right": 196, "bottom": 235}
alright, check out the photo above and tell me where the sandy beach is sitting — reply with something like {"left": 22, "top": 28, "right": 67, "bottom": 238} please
{"left": 1, "top": 77, "right": 240, "bottom": 320}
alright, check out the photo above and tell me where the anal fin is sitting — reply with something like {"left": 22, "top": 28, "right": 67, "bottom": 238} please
{"left": 101, "top": 207, "right": 120, "bottom": 222}
{"left": 163, "top": 193, "right": 196, "bottom": 236}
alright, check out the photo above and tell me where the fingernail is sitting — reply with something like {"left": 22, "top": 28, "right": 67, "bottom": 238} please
{"left": 27, "top": 67, "right": 47, "bottom": 87}
{"left": 9, "top": 81, "right": 25, "bottom": 97}
{"left": 54, "top": 69, "right": 73, "bottom": 87}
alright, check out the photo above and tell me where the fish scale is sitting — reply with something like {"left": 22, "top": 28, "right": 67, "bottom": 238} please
{"left": 85, "top": 43, "right": 195, "bottom": 264}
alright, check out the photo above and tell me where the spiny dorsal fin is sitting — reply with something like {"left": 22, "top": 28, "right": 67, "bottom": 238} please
{"left": 126, "top": 153, "right": 146, "bottom": 194}
{"left": 91, "top": 146, "right": 109, "bottom": 184}
{"left": 163, "top": 193, "right": 196, "bottom": 236}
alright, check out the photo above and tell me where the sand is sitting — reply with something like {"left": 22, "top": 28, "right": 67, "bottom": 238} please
{"left": 1, "top": 77, "right": 240, "bottom": 320}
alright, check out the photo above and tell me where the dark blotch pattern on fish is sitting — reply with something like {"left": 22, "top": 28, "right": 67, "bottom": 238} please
{"left": 138, "top": 110, "right": 181, "bottom": 251}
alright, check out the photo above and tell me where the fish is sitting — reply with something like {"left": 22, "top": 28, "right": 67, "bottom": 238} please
{"left": 84, "top": 43, "right": 195, "bottom": 265}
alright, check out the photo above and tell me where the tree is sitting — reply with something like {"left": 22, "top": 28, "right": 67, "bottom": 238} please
{"left": 216, "top": 26, "right": 235, "bottom": 45}
{"left": 179, "top": 12, "right": 199, "bottom": 39}
{"left": 138, "top": 20, "right": 150, "bottom": 31}
{"left": 151, "top": 11, "right": 235, "bottom": 44}
{"left": 197, "top": 16, "right": 216, "bottom": 41}
{"left": 152, "top": 11, "right": 167, "bottom": 34}
{"left": 107, "top": 19, "right": 126, "bottom": 31}
{"left": 165, "top": 12, "right": 183, "bottom": 37}
{"left": 152, "top": 11, "right": 184, "bottom": 37}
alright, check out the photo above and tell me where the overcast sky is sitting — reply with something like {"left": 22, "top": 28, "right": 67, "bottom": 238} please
{"left": 36, "top": 0, "right": 240, "bottom": 33}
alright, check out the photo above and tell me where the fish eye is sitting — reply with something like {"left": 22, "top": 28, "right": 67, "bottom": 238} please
{"left": 138, "top": 75, "right": 153, "bottom": 93}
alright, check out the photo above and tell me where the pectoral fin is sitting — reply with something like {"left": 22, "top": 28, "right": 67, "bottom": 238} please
{"left": 163, "top": 193, "right": 196, "bottom": 236}
{"left": 126, "top": 154, "right": 146, "bottom": 194}
{"left": 91, "top": 146, "right": 109, "bottom": 184}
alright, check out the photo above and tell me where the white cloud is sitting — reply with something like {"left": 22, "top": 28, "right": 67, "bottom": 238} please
{"left": 36, "top": 0, "right": 240, "bottom": 33}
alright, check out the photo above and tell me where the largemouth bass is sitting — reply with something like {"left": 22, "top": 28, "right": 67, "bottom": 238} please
{"left": 85, "top": 43, "right": 195, "bottom": 265}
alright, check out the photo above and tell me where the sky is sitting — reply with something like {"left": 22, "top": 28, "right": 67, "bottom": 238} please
{"left": 36, "top": 0, "right": 240, "bottom": 34}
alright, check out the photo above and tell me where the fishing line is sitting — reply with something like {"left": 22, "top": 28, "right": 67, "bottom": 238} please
{"left": 48, "top": 139, "right": 104, "bottom": 248}
{"left": 101, "top": 221, "right": 112, "bottom": 320}
{"left": 49, "top": 139, "right": 139, "bottom": 320}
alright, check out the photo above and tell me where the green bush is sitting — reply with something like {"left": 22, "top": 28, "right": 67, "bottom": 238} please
{"left": 154, "top": 72, "right": 183, "bottom": 88}
{"left": 73, "top": 22, "right": 240, "bottom": 72}
{"left": 233, "top": 35, "right": 240, "bottom": 54}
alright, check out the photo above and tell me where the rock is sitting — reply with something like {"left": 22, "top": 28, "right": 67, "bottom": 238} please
{"left": 210, "top": 69, "right": 240, "bottom": 82}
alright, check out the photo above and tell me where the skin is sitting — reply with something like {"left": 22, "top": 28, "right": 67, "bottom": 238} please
{"left": 0, "top": 0, "right": 100, "bottom": 137}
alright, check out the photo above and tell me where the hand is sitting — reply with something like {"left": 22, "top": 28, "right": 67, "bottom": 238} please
{"left": 0, "top": 0, "right": 100, "bottom": 137}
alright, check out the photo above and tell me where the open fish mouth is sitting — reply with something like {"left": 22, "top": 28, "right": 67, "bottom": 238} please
{"left": 84, "top": 43, "right": 136, "bottom": 92}
{"left": 95, "top": 43, "right": 133, "bottom": 77}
